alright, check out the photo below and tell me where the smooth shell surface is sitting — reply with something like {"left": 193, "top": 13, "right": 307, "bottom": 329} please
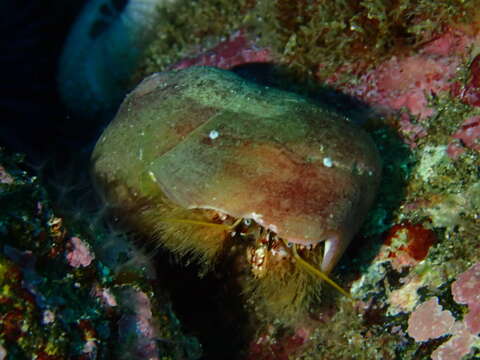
{"left": 92, "top": 66, "right": 381, "bottom": 272}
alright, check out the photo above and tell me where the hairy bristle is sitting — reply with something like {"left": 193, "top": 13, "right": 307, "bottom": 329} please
{"left": 130, "top": 191, "right": 347, "bottom": 321}
{"left": 243, "top": 246, "right": 323, "bottom": 322}
{"left": 291, "top": 244, "right": 352, "bottom": 299}
{"left": 138, "top": 192, "right": 231, "bottom": 268}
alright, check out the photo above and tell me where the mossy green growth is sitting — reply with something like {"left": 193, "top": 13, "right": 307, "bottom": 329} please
{"left": 140, "top": 0, "right": 255, "bottom": 77}
{"left": 141, "top": 0, "right": 478, "bottom": 90}
{"left": 297, "top": 298, "right": 400, "bottom": 359}
{"left": 253, "top": 0, "right": 478, "bottom": 78}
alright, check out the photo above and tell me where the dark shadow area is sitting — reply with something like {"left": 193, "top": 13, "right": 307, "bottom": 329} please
{"left": 339, "top": 125, "right": 414, "bottom": 281}
{"left": 151, "top": 246, "right": 252, "bottom": 360}
{"left": 0, "top": 0, "right": 90, "bottom": 164}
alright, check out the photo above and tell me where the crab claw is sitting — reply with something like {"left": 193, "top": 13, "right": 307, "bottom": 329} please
{"left": 321, "top": 234, "right": 350, "bottom": 274}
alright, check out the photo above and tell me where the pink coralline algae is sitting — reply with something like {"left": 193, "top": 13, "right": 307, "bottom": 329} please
{"left": 407, "top": 263, "right": 480, "bottom": 359}
{"left": 334, "top": 29, "right": 472, "bottom": 119}
{"left": 451, "top": 262, "right": 480, "bottom": 335}
{"left": 397, "top": 113, "right": 428, "bottom": 148}
{"left": 65, "top": 236, "right": 95, "bottom": 268}
{"left": 117, "top": 288, "right": 159, "bottom": 360}
{"left": 170, "top": 30, "right": 271, "bottom": 71}
{"left": 0, "top": 165, "right": 13, "bottom": 184}
{"left": 93, "top": 285, "right": 118, "bottom": 307}
{"left": 354, "top": 55, "right": 452, "bottom": 119}
{"left": 324, "top": 28, "right": 479, "bottom": 148}
{"left": 407, "top": 297, "right": 455, "bottom": 342}
{"left": 431, "top": 323, "right": 478, "bottom": 360}
{"left": 447, "top": 115, "right": 480, "bottom": 159}
{"left": 455, "top": 54, "right": 480, "bottom": 107}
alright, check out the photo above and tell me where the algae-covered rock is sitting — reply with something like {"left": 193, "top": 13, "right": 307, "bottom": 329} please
{"left": 0, "top": 149, "right": 201, "bottom": 359}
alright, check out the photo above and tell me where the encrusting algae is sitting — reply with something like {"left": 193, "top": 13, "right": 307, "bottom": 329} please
{"left": 91, "top": 66, "right": 381, "bottom": 321}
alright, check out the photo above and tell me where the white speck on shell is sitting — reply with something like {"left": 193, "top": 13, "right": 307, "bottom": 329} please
{"left": 148, "top": 171, "right": 157, "bottom": 183}
{"left": 209, "top": 130, "right": 219, "bottom": 139}
{"left": 323, "top": 157, "right": 333, "bottom": 167}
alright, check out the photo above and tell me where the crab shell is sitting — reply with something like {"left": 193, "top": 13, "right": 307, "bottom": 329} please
{"left": 92, "top": 66, "right": 381, "bottom": 273}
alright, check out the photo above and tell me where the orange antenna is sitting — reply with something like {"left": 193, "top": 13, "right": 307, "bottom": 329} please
{"left": 283, "top": 239, "right": 353, "bottom": 300}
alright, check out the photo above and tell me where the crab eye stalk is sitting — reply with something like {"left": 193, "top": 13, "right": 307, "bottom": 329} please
{"left": 92, "top": 66, "right": 381, "bottom": 320}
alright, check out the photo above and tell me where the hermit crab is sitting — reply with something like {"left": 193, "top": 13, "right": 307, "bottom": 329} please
{"left": 92, "top": 66, "right": 381, "bottom": 319}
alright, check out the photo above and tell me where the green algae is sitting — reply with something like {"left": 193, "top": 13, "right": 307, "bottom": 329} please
{"left": 254, "top": 0, "right": 479, "bottom": 79}
{"left": 140, "top": 0, "right": 254, "bottom": 76}
{"left": 296, "top": 298, "right": 399, "bottom": 360}
{"left": 0, "top": 149, "right": 201, "bottom": 359}
{"left": 140, "top": 0, "right": 480, "bottom": 96}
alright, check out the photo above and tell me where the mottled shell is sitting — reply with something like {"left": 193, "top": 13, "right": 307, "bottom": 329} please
{"left": 92, "top": 66, "right": 381, "bottom": 272}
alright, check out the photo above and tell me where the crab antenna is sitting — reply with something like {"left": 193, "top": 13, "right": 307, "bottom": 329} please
{"left": 283, "top": 239, "right": 352, "bottom": 299}
{"left": 160, "top": 218, "right": 232, "bottom": 230}
{"left": 160, "top": 217, "right": 243, "bottom": 231}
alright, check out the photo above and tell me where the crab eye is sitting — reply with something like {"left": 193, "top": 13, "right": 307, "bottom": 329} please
{"left": 92, "top": 66, "right": 381, "bottom": 319}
